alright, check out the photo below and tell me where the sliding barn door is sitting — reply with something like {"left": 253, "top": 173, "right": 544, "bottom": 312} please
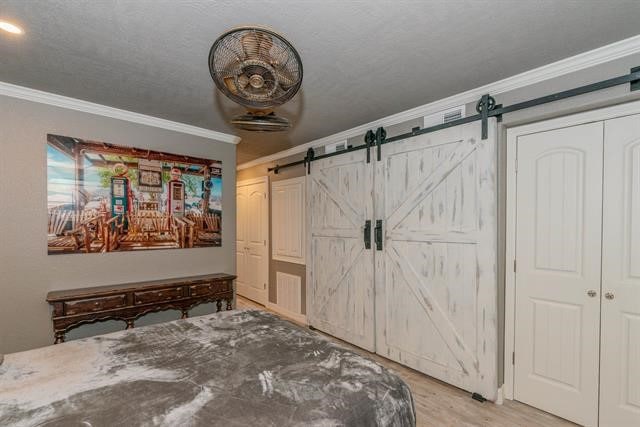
{"left": 600, "top": 114, "right": 640, "bottom": 427}
{"left": 307, "top": 150, "right": 375, "bottom": 351}
{"left": 374, "top": 120, "right": 498, "bottom": 399}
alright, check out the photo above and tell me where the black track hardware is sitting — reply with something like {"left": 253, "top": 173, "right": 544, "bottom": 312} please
{"left": 268, "top": 67, "right": 640, "bottom": 174}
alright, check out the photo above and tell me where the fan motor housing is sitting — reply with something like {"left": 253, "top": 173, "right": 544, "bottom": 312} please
{"left": 230, "top": 112, "right": 291, "bottom": 132}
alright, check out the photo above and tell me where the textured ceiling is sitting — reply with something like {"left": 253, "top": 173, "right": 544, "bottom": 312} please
{"left": 1, "top": 1, "right": 640, "bottom": 164}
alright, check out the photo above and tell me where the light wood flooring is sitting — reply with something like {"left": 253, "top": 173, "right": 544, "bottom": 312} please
{"left": 237, "top": 296, "right": 576, "bottom": 427}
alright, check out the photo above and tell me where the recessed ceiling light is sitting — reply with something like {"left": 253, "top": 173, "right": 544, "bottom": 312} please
{"left": 0, "top": 21, "right": 24, "bottom": 35}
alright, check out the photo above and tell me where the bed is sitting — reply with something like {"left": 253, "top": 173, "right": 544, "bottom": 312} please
{"left": 0, "top": 310, "right": 415, "bottom": 426}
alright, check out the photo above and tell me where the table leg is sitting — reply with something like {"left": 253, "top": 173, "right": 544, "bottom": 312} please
{"left": 226, "top": 299, "right": 233, "bottom": 310}
{"left": 54, "top": 331, "right": 65, "bottom": 344}
{"left": 216, "top": 299, "right": 222, "bottom": 312}
{"left": 125, "top": 319, "right": 135, "bottom": 329}
{"left": 181, "top": 309, "right": 189, "bottom": 319}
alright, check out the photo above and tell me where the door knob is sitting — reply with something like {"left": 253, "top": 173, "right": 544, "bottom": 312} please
{"left": 605, "top": 292, "right": 615, "bottom": 300}
{"left": 587, "top": 290, "right": 597, "bottom": 297}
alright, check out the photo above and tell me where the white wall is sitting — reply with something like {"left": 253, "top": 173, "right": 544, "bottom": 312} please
{"left": 0, "top": 96, "right": 236, "bottom": 354}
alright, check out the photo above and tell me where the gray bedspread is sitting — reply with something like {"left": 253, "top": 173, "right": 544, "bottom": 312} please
{"left": 0, "top": 310, "right": 415, "bottom": 426}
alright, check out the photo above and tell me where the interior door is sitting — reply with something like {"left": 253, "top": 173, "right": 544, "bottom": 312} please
{"left": 375, "top": 120, "right": 498, "bottom": 399}
{"left": 307, "top": 150, "right": 375, "bottom": 351}
{"left": 236, "top": 179, "right": 268, "bottom": 305}
{"left": 600, "top": 114, "right": 640, "bottom": 427}
{"left": 513, "top": 122, "right": 603, "bottom": 427}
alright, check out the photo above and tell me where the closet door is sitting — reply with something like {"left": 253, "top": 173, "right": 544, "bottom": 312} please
{"left": 236, "top": 179, "right": 269, "bottom": 305}
{"left": 601, "top": 114, "right": 640, "bottom": 427}
{"left": 307, "top": 150, "right": 375, "bottom": 351}
{"left": 513, "top": 123, "right": 603, "bottom": 427}
{"left": 236, "top": 185, "right": 249, "bottom": 298}
{"left": 374, "top": 120, "right": 498, "bottom": 399}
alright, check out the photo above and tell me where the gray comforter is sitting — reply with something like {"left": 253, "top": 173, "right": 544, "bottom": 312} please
{"left": 0, "top": 310, "right": 415, "bottom": 426}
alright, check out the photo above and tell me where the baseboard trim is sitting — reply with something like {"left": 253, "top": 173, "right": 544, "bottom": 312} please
{"left": 266, "top": 302, "right": 307, "bottom": 325}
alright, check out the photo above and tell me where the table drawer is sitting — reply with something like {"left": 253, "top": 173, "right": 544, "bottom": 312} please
{"left": 64, "top": 295, "right": 127, "bottom": 316}
{"left": 134, "top": 287, "right": 183, "bottom": 305}
{"left": 211, "top": 280, "right": 232, "bottom": 294}
{"left": 189, "top": 283, "right": 213, "bottom": 297}
{"left": 189, "top": 281, "right": 232, "bottom": 297}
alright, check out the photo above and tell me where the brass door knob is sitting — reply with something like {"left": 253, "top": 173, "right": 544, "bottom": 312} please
{"left": 605, "top": 292, "right": 615, "bottom": 300}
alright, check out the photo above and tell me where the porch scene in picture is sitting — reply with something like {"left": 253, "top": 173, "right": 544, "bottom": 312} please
{"left": 46, "top": 134, "right": 222, "bottom": 254}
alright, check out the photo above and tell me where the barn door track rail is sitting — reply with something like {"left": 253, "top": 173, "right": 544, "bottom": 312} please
{"left": 268, "top": 67, "right": 640, "bottom": 174}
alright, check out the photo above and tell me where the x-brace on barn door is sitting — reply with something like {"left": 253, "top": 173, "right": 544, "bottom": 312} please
{"left": 307, "top": 120, "right": 498, "bottom": 399}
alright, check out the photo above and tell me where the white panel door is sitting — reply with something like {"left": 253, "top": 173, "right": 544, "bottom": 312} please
{"left": 307, "top": 150, "right": 375, "bottom": 351}
{"left": 513, "top": 123, "right": 603, "bottom": 427}
{"left": 601, "top": 114, "right": 640, "bottom": 427}
{"left": 236, "top": 179, "right": 268, "bottom": 305}
{"left": 375, "top": 120, "right": 498, "bottom": 399}
{"left": 236, "top": 185, "right": 249, "bottom": 299}
{"left": 272, "top": 177, "right": 305, "bottom": 264}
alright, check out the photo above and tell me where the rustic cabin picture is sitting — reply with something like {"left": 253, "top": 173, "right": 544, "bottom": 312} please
{"left": 47, "top": 134, "right": 222, "bottom": 254}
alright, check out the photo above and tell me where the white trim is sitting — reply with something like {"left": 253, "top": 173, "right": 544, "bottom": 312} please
{"left": 0, "top": 81, "right": 241, "bottom": 144}
{"left": 238, "top": 34, "right": 640, "bottom": 170}
{"left": 266, "top": 302, "right": 307, "bottom": 325}
{"left": 503, "top": 98, "right": 640, "bottom": 401}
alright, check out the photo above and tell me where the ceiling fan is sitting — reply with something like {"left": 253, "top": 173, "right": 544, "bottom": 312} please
{"left": 208, "top": 26, "right": 303, "bottom": 132}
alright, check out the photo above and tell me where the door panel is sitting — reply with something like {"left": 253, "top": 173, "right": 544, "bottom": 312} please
{"left": 514, "top": 122, "right": 603, "bottom": 427}
{"left": 307, "top": 150, "right": 375, "bottom": 351}
{"left": 375, "top": 120, "right": 498, "bottom": 399}
{"left": 601, "top": 114, "right": 640, "bottom": 427}
{"left": 236, "top": 186, "right": 248, "bottom": 295}
{"left": 236, "top": 180, "right": 268, "bottom": 305}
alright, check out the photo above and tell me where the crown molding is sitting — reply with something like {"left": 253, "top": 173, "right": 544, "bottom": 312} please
{"left": 0, "top": 81, "right": 241, "bottom": 145}
{"left": 237, "top": 34, "right": 640, "bottom": 170}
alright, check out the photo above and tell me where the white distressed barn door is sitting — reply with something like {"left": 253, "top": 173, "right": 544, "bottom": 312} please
{"left": 307, "top": 150, "right": 375, "bottom": 351}
{"left": 374, "top": 120, "right": 498, "bottom": 399}
{"left": 600, "top": 114, "right": 640, "bottom": 427}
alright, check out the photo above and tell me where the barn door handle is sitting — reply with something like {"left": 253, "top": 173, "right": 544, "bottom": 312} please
{"left": 374, "top": 220, "right": 383, "bottom": 251}
{"left": 364, "top": 220, "right": 371, "bottom": 249}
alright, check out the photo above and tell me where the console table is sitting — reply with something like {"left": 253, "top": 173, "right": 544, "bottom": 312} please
{"left": 46, "top": 273, "right": 236, "bottom": 344}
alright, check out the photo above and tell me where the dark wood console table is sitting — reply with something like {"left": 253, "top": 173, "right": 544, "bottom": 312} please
{"left": 46, "top": 273, "right": 236, "bottom": 344}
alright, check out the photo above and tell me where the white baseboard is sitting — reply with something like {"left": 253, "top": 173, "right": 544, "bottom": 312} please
{"left": 266, "top": 302, "right": 307, "bottom": 325}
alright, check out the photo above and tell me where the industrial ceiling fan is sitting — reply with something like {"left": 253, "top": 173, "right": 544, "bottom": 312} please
{"left": 208, "top": 26, "right": 303, "bottom": 132}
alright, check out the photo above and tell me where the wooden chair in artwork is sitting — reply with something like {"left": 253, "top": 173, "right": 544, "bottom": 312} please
{"left": 103, "top": 215, "right": 125, "bottom": 252}
{"left": 48, "top": 210, "right": 78, "bottom": 252}
{"left": 187, "top": 213, "right": 221, "bottom": 247}
{"left": 151, "top": 212, "right": 182, "bottom": 247}
{"left": 118, "top": 211, "right": 182, "bottom": 249}
{"left": 171, "top": 216, "right": 190, "bottom": 248}
{"left": 48, "top": 210, "right": 102, "bottom": 253}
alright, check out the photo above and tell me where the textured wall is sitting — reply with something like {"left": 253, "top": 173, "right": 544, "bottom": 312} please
{"left": 0, "top": 96, "right": 236, "bottom": 354}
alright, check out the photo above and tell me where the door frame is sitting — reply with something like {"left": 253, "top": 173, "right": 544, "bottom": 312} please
{"left": 504, "top": 99, "right": 640, "bottom": 400}
{"left": 236, "top": 176, "right": 269, "bottom": 305}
